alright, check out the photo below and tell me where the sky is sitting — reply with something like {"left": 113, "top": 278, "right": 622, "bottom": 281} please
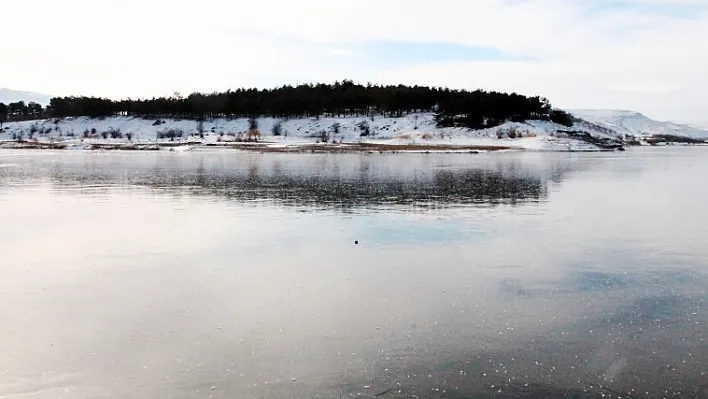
{"left": 1, "top": 0, "right": 707, "bottom": 123}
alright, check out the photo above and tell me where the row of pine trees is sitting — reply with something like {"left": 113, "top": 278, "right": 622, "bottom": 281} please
{"left": 0, "top": 80, "right": 573, "bottom": 130}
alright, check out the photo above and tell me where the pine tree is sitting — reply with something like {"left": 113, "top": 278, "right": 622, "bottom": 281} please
{"left": 0, "top": 102, "right": 7, "bottom": 128}
{"left": 32, "top": 80, "right": 563, "bottom": 130}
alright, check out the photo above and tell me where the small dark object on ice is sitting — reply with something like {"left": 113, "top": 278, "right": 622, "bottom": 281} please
{"left": 355, "top": 241, "right": 359, "bottom": 245}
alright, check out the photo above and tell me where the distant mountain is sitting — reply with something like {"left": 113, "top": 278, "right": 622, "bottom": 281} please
{"left": 570, "top": 109, "right": 708, "bottom": 139}
{"left": 0, "top": 88, "right": 52, "bottom": 106}
{"left": 690, "top": 122, "right": 708, "bottom": 131}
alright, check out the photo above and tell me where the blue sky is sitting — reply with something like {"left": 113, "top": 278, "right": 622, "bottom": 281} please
{"left": 1, "top": 0, "right": 707, "bottom": 123}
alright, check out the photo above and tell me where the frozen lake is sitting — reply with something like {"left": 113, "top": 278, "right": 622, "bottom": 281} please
{"left": 0, "top": 148, "right": 707, "bottom": 398}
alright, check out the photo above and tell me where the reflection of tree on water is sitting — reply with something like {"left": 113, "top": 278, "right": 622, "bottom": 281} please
{"left": 432, "top": 169, "right": 546, "bottom": 204}
{"left": 195, "top": 159, "right": 206, "bottom": 186}
{"left": 48, "top": 168, "right": 549, "bottom": 209}
{"left": 6, "top": 154, "right": 585, "bottom": 209}
{"left": 246, "top": 161, "right": 260, "bottom": 183}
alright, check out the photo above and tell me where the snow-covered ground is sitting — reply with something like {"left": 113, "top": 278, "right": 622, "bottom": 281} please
{"left": 0, "top": 113, "right": 622, "bottom": 152}
{"left": 571, "top": 109, "right": 708, "bottom": 139}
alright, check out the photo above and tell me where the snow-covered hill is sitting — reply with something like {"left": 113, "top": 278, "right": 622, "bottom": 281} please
{"left": 0, "top": 88, "right": 52, "bottom": 105}
{"left": 691, "top": 122, "right": 708, "bottom": 131}
{"left": 0, "top": 113, "right": 621, "bottom": 152}
{"left": 571, "top": 109, "right": 708, "bottom": 139}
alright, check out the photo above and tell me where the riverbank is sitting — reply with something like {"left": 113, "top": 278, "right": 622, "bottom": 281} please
{"left": 5, "top": 112, "right": 704, "bottom": 153}
{"left": 0, "top": 138, "right": 627, "bottom": 153}
{"left": 0, "top": 113, "right": 628, "bottom": 152}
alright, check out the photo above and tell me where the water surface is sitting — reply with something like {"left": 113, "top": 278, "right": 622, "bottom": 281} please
{"left": 0, "top": 148, "right": 707, "bottom": 398}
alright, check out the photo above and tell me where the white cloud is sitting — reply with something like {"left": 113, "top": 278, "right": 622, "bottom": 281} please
{"left": 0, "top": 0, "right": 706, "bottom": 122}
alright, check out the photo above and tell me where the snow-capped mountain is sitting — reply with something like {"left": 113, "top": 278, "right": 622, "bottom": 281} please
{"left": 570, "top": 109, "right": 708, "bottom": 139}
{"left": 691, "top": 122, "right": 708, "bottom": 131}
{"left": 0, "top": 88, "right": 52, "bottom": 106}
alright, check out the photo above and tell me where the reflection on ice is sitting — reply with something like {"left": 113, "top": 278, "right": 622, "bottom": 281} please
{"left": 0, "top": 151, "right": 584, "bottom": 209}
{"left": 0, "top": 149, "right": 707, "bottom": 398}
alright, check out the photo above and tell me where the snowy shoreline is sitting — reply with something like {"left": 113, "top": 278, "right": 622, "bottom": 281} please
{"left": 0, "top": 139, "right": 629, "bottom": 153}
{"left": 0, "top": 140, "right": 513, "bottom": 153}
{"left": 0, "top": 113, "right": 634, "bottom": 153}
{"left": 5, "top": 109, "right": 706, "bottom": 153}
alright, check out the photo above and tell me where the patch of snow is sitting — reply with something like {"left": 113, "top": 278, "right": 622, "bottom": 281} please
{"left": 0, "top": 113, "right": 618, "bottom": 151}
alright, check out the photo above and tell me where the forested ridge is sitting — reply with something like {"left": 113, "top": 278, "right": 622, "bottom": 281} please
{"left": 0, "top": 80, "right": 573, "bottom": 130}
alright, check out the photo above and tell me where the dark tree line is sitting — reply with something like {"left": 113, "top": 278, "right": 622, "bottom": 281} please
{"left": 0, "top": 80, "right": 572, "bottom": 130}
{"left": 0, "top": 101, "right": 44, "bottom": 126}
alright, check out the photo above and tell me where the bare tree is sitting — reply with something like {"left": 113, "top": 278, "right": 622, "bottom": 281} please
{"left": 248, "top": 116, "right": 258, "bottom": 131}
{"left": 197, "top": 120, "right": 205, "bottom": 138}
{"left": 319, "top": 130, "right": 330, "bottom": 143}
{"left": 357, "top": 121, "right": 370, "bottom": 137}
{"left": 330, "top": 122, "right": 341, "bottom": 134}
{"left": 272, "top": 120, "right": 283, "bottom": 136}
